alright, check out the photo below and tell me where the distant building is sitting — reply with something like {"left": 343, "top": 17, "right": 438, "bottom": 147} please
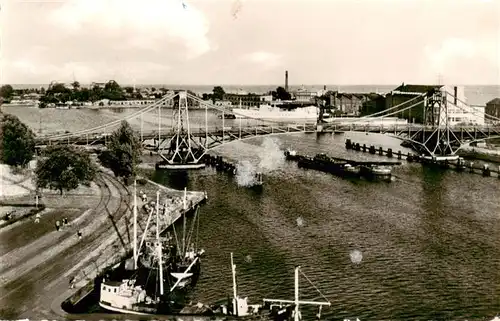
{"left": 111, "top": 99, "right": 156, "bottom": 106}
{"left": 329, "top": 92, "right": 369, "bottom": 116}
{"left": 215, "top": 100, "right": 232, "bottom": 107}
{"left": 223, "top": 93, "right": 262, "bottom": 107}
{"left": 360, "top": 93, "right": 386, "bottom": 116}
{"left": 361, "top": 83, "right": 484, "bottom": 125}
{"left": 486, "top": 98, "right": 500, "bottom": 121}
{"left": 90, "top": 82, "right": 107, "bottom": 89}
{"left": 293, "top": 87, "right": 317, "bottom": 103}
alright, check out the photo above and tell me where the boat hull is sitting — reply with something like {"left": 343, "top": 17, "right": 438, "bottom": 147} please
{"left": 232, "top": 108, "right": 318, "bottom": 122}
{"left": 99, "top": 302, "right": 156, "bottom": 316}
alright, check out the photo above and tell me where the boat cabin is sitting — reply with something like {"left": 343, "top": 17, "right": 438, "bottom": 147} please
{"left": 100, "top": 279, "right": 148, "bottom": 311}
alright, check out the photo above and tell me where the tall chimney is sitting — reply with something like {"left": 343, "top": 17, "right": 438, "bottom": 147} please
{"left": 285, "top": 70, "right": 289, "bottom": 92}
{"left": 453, "top": 86, "right": 457, "bottom": 105}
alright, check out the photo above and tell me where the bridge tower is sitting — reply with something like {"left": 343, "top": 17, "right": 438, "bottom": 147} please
{"left": 157, "top": 91, "right": 206, "bottom": 169}
{"left": 422, "top": 88, "right": 456, "bottom": 157}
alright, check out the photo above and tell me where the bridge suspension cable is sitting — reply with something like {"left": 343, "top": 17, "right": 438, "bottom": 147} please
{"left": 42, "top": 93, "right": 178, "bottom": 140}
{"left": 357, "top": 93, "right": 427, "bottom": 119}
{"left": 187, "top": 93, "right": 295, "bottom": 125}
{"left": 334, "top": 96, "right": 428, "bottom": 125}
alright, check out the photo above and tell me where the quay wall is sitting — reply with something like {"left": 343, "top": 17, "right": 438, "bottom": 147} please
{"left": 57, "top": 171, "right": 206, "bottom": 316}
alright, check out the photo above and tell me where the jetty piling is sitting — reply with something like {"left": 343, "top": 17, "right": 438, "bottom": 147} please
{"left": 203, "top": 154, "right": 237, "bottom": 175}
{"left": 345, "top": 139, "right": 499, "bottom": 178}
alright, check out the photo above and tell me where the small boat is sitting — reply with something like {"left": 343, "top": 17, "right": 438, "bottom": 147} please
{"left": 359, "top": 165, "right": 391, "bottom": 181}
{"left": 370, "top": 165, "right": 391, "bottom": 176}
{"left": 343, "top": 163, "right": 360, "bottom": 176}
{"left": 208, "top": 253, "right": 331, "bottom": 321}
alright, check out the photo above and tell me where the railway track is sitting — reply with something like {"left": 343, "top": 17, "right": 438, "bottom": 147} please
{"left": 0, "top": 171, "right": 131, "bottom": 319}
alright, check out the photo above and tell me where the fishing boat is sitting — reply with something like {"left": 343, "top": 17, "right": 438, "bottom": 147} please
{"left": 99, "top": 184, "right": 204, "bottom": 315}
{"left": 207, "top": 253, "right": 331, "bottom": 321}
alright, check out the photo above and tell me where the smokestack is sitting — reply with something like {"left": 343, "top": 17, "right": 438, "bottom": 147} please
{"left": 324, "top": 85, "right": 326, "bottom": 91}
{"left": 285, "top": 70, "right": 289, "bottom": 92}
{"left": 453, "top": 86, "right": 457, "bottom": 105}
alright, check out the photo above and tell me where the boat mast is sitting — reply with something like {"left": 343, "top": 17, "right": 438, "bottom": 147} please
{"left": 262, "top": 267, "right": 331, "bottom": 320}
{"left": 133, "top": 180, "right": 138, "bottom": 269}
{"left": 182, "top": 187, "right": 187, "bottom": 256}
{"left": 156, "top": 190, "right": 164, "bottom": 295}
{"left": 231, "top": 252, "right": 238, "bottom": 316}
{"left": 294, "top": 266, "right": 300, "bottom": 321}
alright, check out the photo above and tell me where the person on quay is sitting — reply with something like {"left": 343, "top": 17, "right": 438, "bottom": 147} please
{"left": 55, "top": 220, "right": 61, "bottom": 231}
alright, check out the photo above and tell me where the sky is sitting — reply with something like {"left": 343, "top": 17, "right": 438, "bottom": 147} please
{"left": 0, "top": 0, "right": 499, "bottom": 86}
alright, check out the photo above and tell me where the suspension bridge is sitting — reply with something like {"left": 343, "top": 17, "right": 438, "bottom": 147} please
{"left": 35, "top": 89, "right": 500, "bottom": 167}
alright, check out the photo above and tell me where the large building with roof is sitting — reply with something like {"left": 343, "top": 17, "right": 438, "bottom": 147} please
{"left": 361, "top": 83, "right": 485, "bottom": 125}
{"left": 486, "top": 98, "right": 500, "bottom": 120}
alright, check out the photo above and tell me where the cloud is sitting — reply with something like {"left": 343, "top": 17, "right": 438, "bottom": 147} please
{"left": 1, "top": 58, "right": 171, "bottom": 84}
{"left": 49, "top": 0, "right": 213, "bottom": 59}
{"left": 242, "top": 51, "right": 283, "bottom": 69}
{"left": 422, "top": 36, "right": 499, "bottom": 84}
{"left": 424, "top": 38, "right": 476, "bottom": 74}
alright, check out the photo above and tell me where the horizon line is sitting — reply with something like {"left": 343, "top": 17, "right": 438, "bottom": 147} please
{"left": 4, "top": 83, "right": 500, "bottom": 87}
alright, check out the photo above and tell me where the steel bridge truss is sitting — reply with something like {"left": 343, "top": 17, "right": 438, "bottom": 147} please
{"left": 35, "top": 91, "right": 500, "bottom": 159}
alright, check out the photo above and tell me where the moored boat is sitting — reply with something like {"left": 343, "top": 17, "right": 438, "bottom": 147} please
{"left": 232, "top": 105, "right": 319, "bottom": 122}
{"left": 359, "top": 165, "right": 392, "bottom": 181}
{"left": 99, "top": 184, "right": 205, "bottom": 315}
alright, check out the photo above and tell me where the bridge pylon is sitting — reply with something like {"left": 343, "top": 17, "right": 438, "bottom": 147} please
{"left": 420, "top": 88, "right": 458, "bottom": 158}
{"left": 157, "top": 91, "right": 206, "bottom": 169}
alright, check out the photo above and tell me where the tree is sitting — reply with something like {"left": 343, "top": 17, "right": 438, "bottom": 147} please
{"left": 104, "top": 80, "right": 121, "bottom": 93}
{"left": 71, "top": 81, "right": 80, "bottom": 91}
{"left": 124, "top": 86, "right": 134, "bottom": 94}
{"left": 212, "top": 86, "right": 225, "bottom": 101}
{"left": 98, "top": 121, "right": 142, "bottom": 183}
{"left": 273, "top": 86, "right": 291, "bottom": 101}
{"left": 35, "top": 145, "right": 96, "bottom": 195}
{"left": 0, "top": 85, "right": 14, "bottom": 99}
{"left": 0, "top": 114, "right": 36, "bottom": 167}
{"left": 48, "top": 83, "right": 69, "bottom": 94}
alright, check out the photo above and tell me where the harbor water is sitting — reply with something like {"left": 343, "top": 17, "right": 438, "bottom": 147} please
{"left": 3, "top": 106, "right": 500, "bottom": 320}
{"left": 149, "top": 132, "right": 500, "bottom": 321}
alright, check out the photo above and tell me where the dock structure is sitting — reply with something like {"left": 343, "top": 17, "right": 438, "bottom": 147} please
{"left": 345, "top": 139, "right": 500, "bottom": 178}
{"left": 60, "top": 174, "right": 207, "bottom": 315}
